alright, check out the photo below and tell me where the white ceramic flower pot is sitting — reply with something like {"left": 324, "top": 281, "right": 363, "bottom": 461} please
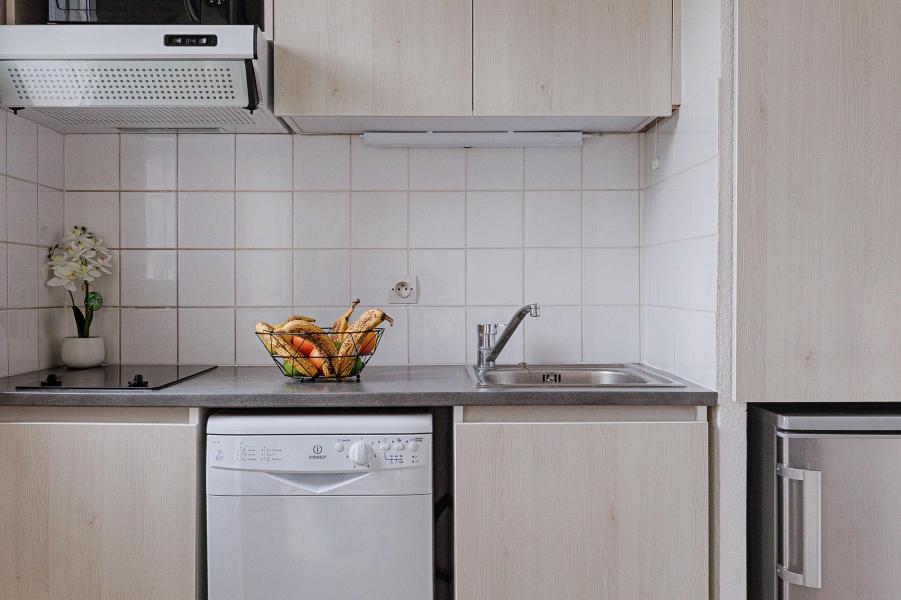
{"left": 61, "top": 337, "right": 105, "bottom": 369}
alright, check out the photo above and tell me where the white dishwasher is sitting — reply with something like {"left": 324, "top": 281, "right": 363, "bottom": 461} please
{"left": 206, "top": 413, "right": 433, "bottom": 600}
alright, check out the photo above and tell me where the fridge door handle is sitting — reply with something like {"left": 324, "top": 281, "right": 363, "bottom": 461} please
{"left": 776, "top": 463, "right": 822, "bottom": 588}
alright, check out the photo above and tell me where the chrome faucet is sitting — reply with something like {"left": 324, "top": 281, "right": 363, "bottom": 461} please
{"left": 476, "top": 303, "right": 541, "bottom": 369}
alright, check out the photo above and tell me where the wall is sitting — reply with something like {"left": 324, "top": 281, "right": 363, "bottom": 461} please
{"left": 0, "top": 111, "right": 67, "bottom": 376}
{"left": 638, "top": 0, "right": 720, "bottom": 390}
{"left": 62, "top": 132, "right": 642, "bottom": 366}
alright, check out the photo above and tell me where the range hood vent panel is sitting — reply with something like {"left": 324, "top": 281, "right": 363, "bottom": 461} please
{"left": 2, "top": 60, "right": 250, "bottom": 107}
{"left": 30, "top": 106, "right": 257, "bottom": 127}
{"left": 0, "top": 25, "right": 286, "bottom": 134}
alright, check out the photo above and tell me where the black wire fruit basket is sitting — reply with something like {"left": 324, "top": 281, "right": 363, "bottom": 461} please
{"left": 256, "top": 327, "right": 385, "bottom": 382}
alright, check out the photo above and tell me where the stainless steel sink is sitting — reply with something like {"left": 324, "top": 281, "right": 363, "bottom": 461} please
{"left": 468, "top": 363, "right": 684, "bottom": 388}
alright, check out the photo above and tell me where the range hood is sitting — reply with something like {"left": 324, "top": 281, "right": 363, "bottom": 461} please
{"left": 0, "top": 25, "right": 286, "bottom": 133}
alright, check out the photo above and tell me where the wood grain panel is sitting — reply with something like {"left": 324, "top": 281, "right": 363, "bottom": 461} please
{"left": 455, "top": 421, "right": 708, "bottom": 599}
{"left": 736, "top": 0, "right": 901, "bottom": 402}
{"left": 0, "top": 422, "right": 199, "bottom": 600}
{"left": 274, "top": 0, "right": 472, "bottom": 116}
{"left": 473, "top": 0, "right": 673, "bottom": 116}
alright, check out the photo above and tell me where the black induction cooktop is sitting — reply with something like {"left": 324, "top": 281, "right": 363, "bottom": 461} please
{"left": 13, "top": 365, "right": 217, "bottom": 391}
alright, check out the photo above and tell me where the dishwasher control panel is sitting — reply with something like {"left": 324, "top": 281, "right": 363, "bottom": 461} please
{"left": 208, "top": 434, "right": 430, "bottom": 473}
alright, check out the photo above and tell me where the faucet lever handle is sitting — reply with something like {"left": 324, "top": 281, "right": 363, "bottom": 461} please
{"left": 477, "top": 323, "right": 498, "bottom": 336}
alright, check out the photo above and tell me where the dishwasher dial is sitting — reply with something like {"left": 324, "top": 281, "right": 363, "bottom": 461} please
{"left": 348, "top": 441, "right": 373, "bottom": 465}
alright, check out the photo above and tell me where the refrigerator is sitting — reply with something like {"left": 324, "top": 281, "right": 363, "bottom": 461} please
{"left": 749, "top": 405, "right": 901, "bottom": 599}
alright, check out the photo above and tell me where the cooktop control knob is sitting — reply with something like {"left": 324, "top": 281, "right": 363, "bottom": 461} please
{"left": 348, "top": 441, "right": 372, "bottom": 466}
{"left": 408, "top": 441, "right": 420, "bottom": 452}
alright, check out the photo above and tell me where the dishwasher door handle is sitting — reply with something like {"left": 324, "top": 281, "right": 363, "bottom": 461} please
{"left": 776, "top": 463, "right": 822, "bottom": 588}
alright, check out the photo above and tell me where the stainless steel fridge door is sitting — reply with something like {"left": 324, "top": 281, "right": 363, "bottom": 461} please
{"left": 779, "top": 432, "right": 901, "bottom": 599}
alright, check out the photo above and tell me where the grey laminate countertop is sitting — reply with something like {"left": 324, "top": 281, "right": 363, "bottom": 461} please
{"left": 0, "top": 365, "right": 716, "bottom": 407}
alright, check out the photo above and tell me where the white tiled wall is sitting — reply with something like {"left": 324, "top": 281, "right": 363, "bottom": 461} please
{"left": 0, "top": 111, "right": 67, "bottom": 376}
{"left": 638, "top": 0, "right": 721, "bottom": 389}
{"left": 59, "top": 132, "right": 643, "bottom": 366}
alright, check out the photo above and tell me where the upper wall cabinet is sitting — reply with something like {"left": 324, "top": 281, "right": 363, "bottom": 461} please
{"left": 274, "top": 0, "right": 675, "bottom": 125}
{"left": 473, "top": 0, "right": 673, "bottom": 116}
{"left": 274, "top": 0, "right": 472, "bottom": 116}
{"left": 736, "top": 0, "right": 901, "bottom": 402}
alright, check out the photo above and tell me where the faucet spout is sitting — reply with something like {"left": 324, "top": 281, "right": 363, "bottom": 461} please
{"left": 483, "top": 303, "right": 540, "bottom": 367}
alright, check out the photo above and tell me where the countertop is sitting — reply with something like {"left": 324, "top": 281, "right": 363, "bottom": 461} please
{"left": 0, "top": 365, "right": 716, "bottom": 407}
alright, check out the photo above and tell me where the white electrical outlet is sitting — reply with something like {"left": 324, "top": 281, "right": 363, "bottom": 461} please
{"left": 388, "top": 275, "right": 419, "bottom": 304}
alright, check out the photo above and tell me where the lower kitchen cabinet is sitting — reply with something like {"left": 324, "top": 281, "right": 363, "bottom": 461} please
{"left": 0, "top": 407, "right": 201, "bottom": 600}
{"left": 454, "top": 406, "right": 708, "bottom": 600}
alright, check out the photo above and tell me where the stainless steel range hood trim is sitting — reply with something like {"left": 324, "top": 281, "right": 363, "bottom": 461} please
{"left": 0, "top": 25, "right": 257, "bottom": 60}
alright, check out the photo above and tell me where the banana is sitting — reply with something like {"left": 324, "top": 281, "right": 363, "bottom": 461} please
{"left": 335, "top": 309, "right": 394, "bottom": 376}
{"left": 330, "top": 299, "right": 360, "bottom": 344}
{"left": 255, "top": 321, "right": 318, "bottom": 377}
{"left": 273, "top": 314, "right": 316, "bottom": 329}
{"left": 275, "top": 319, "right": 336, "bottom": 377}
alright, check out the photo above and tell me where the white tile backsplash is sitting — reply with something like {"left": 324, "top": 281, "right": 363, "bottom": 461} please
{"left": 524, "top": 248, "right": 581, "bottom": 305}
{"left": 121, "top": 192, "right": 177, "bottom": 248}
{"left": 236, "top": 250, "right": 292, "bottom": 306}
{"left": 524, "top": 190, "right": 581, "bottom": 247}
{"left": 178, "top": 192, "right": 235, "bottom": 248}
{"left": 0, "top": 114, "right": 6, "bottom": 176}
{"left": 351, "top": 136, "right": 407, "bottom": 191}
{"left": 178, "top": 250, "right": 235, "bottom": 306}
{"left": 293, "top": 249, "right": 350, "bottom": 306}
{"left": 65, "top": 134, "right": 118, "bottom": 190}
{"left": 466, "top": 249, "right": 523, "bottom": 306}
{"left": 410, "top": 192, "right": 465, "bottom": 248}
{"left": 581, "top": 135, "right": 639, "bottom": 190}
{"left": 178, "top": 134, "right": 235, "bottom": 190}
{"left": 120, "top": 308, "right": 177, "bottom": 363}
{"left": 466, "top": 191, "right": 523, "bottom": 248}
{"left": 524, "top": 147, "right": 581, "bottom": 190}
{"left": 7, "top": 178, "right": 37, "bottom": 244}
{"left": 237, "top": 192, "right": 292, "bottom": 248}
{"left": 524, "top": 306, "right": 582, "bottom": 363}
{"left": 409, "top": 148, "right": 465, "bottom": 190}
{"left": 121, "top": 134, "right": 177, "bottom": 190}
{"left": 178, "top": 308, "right": 236, "bottom": 364}
{"left": 120, "top": 250, "right": 177, "bottom": 307}
{"left": 37, "top": 125, "right": 64, "bottom": 190}
{"left": 350, "top": 192, "right": 407, "bottom": 248}
{"left": 7, "top": 114, "right": 37, "bottom": 183}
{"left": 236, "top": 134, "right": 293, "bottom": 191}
{"left": 409, "top": 249, "right": 466, "bottom": 305}
{"left": 37, "top": 186, "right": 64, "bottom": 247}
{"left": 582, "top": 248, "right": 639, "bottom": 305}
{"left": 350, "top": 249, "right": 407, "bottom": 304}
{"left": 38, "top": 307, "right": 66, "bottom": 369}
{"left": 65, "top": 191, "right": 119, "bottom": 247}
{"left": 582, "top": 306, "right": 640, "bottom": 363}
{"left": 0, "top": 117, "right": 65, "bottom": 375}
{"left": 409, "top": 306, "right": 466, "bottom": 364}
{"left": 582, "top": 191, "right": 640, "bottom": 247}
{"left": 293, "top": 135, "right": 349, "bottom": 191}
{"left": 466, "top": 148, "right": 523, "bottom": 190}
{"left": 12, "top": 129, "right": 669, "bottom": 370}
{"left": 8, "top": 309, "right": 38, "bottom": 375}
{"left": 294, "top": 192, "right": 350, "bottom": 248}
{"left": 7, "top": 244, "right": 38, "bottom": 308}
{"left": 639, "top": 70, "right": 720, "bottom": 388}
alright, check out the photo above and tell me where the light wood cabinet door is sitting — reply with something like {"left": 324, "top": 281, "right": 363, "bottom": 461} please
{"left": 454, "top": 420, "right": 708, "bottom": 600}
{"left": 0, "top": 421, "right": 199, "bottom": 600}
{"left": 736, "top": 0, "right": 901, "bottom": 402}
{"left": 473, "top": 0, "right": 673, "bottom": 116}
{"left": 274, "top": 0, "right": 472, "bottom": 116}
